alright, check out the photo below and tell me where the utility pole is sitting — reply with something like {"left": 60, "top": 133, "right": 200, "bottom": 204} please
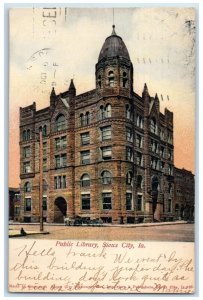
{"left": 39, "top": 130, "right": 43, "bottom": 232}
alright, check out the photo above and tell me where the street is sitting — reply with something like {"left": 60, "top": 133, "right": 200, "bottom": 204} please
{"left": 9, "top": 223, "right": 194, "bottom": 242}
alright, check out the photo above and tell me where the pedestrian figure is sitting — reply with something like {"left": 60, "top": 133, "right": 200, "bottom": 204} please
{"left": 20, "top": 227, "right": 26, "bottom": 236}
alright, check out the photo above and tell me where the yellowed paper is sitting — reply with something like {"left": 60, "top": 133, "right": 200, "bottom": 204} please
{"left": 9, "top": 239, "right": 194, "bottom": 293}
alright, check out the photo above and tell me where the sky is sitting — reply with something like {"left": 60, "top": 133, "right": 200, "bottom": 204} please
{"left": 9, "top": 7, "right": 196, "bottom": 187}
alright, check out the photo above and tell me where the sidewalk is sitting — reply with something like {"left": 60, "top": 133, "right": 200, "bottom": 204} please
{"left": 9, "top": 220, "right": 188, "bottom": 229}
{"left": 9, "top": 229, "right": 49, "bottom": 238}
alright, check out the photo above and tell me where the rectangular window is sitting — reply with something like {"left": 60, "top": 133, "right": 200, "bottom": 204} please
{"left": 42, "top": 197, "right": 47, "bottom": 211}
{"left": 55, "top": 154, "right": 67, "bottom": 168}
{"left": 151, "top": 157, "right": 159, "bottom": 170}
{"left": 81, "top": 132, "right": 90, "bottom": 145}
{"left": 61, "top": 154, "right": 67, "bottom": 167}
{"left": 55, "top": 155, "right": 60, "bottom": 168}
{"left": 126, "top": 193, "right": 133, "bottom": 210}
{"left": 43, "top": 158, "right": 47, "bottom": 171}
{"left": 137, "top": 195, "right": 142, "bottom": 211}
{"left": 168, "top": 149, "right": 173, "bottom": 160}
{"left": 61, "top": 136, "right": 67, "bottom": 149}
{"left": 160, "top": 161, "right": 165, "bottom": 172}
{"left": 55, "top": 138, "right": 60, "bottom": 150}
{"left": 54, "top": 175, "right": 66, "bottom": 189}
{"left": 23, "top": 146, "right": 31, "bottom": 158}
{"left": 81, "top": 150, "right": 90, "bottom": 164}
{"left": 137, "top": 152, "right": 143, "bottom": 166}
{"left": 101, "top": 146, "right": 112, "bottom": 160}
{"left": 136, "top": 134, "right": 143, "bottom": 148}
{"left": 126, "top": 127, "right": 133, "bottom": 142}
{"left": 136, "top": 115, "right": 144, "bottom": 128}
{"left": 81, "top": 194, "right": 91, "bottom": 210}
{"left": 25, "top": 197, "right": 31, "bottom": 211}
{"left": 160, "top": 146, "right": 165, "bottom": 158}
{"left": 126, "top": 147, "right": 133, "bottom": 161}
{"left": 15, "top": 206, "right": 20, "bottom": 215}
{"left": 168, "top": 164, "right": 173, "bottom": 175}
{"left": 23, "top": 162, "right": 31, "bottom": 173}
{"left": 102, "top": 193, "right": 112, "bottom": 210}
{"left": 55, "top": 136, "right": 67, "bottom": 150}
{"left": 101, "top": 126, "right": 111, "bottom": 141}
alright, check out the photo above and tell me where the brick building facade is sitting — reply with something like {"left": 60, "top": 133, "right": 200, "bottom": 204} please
{"left": 174, "top": 167, "right": 195, "bottom": 221}
{"left": 19, "top": 26, "right": 176, "bottom": 224}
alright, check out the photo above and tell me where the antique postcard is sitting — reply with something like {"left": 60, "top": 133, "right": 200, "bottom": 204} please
{"left": 8, "top": 5, "right": 195, "bottom": 294}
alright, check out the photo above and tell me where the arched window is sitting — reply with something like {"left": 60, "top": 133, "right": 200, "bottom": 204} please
{"left": 100, "top": 106, "right": 105, "bottom": 120}
{"left": 137, "top": 175, "right": 143, "bottom": 189}
{"left": 86, "top": 112, "right": 90, "bottom": 125}
{"left": 108, "top": 71, "right": 115, "bottom": 87}
{"left": 24, "top": 182, "right": 31, "bottom": 192}
{"left": 23, "top": 130, "right": 27, "bottom": 141}
{"left": 81, "top": 174, "right": 90, "bottom": 187}
{"left": 80, "top": 113, "right": 84, "bottom": 126}
{"left": 106, "top": 104, "right": 111, "bottom": 117}
{"left": 43, "top": 125, "right": 47, "bottom": 137}
{"left": 126, "top": 104, "right": 133, "bottom": 120}
{"left": 126, "top": 171, "right": 133, "bottom": 185}
{"left": 56, "top": 114, "right": 66, "bottom": 131}
{"left": 150, "top": 118, "right": 157, "bottom": 134}
{"left": 122, "top": 72, "right": 128, "bottom": 87}
{"left": 27, "top": 129, "right": 31, "bottom": 140}
{"left": 101, "top": 170, "right": 112, "bottom": 185}
{"left": 100, "top": 104, "right": 111, "bottom": 120}
{"left": 39, "top": 126, "right": 42, "bottom": 133}
{"left": 98, "top": 75, "right": 101, "bottom": 88}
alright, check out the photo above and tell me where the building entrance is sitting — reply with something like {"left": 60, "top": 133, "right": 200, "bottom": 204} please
{"left": 54, "top": 197, "right": 67, "bottom": 223}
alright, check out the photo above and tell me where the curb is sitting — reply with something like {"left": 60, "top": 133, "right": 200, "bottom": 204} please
{"left": 9, "top": 231, "right": 49, "bottom": 238}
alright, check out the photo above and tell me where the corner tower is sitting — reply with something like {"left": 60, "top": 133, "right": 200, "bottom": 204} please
{"left": 95, "top": 25, "right": 133, "bottom": 97}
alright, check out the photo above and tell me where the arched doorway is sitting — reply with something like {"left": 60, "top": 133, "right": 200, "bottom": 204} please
{"left": 151, "top": 176, "right": 159, "bottom": 222}
{"left": 54, "top": 197, "right": 67, "bottom": 223}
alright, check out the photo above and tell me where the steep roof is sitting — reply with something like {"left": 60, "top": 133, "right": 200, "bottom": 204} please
{"left": 98, "top": 25, "right": 130, "bottom": 62}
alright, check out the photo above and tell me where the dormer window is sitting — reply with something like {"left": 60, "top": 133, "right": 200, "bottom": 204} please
{"left": 108, "top": 71, "right": 114, "bottom": 87}
{"left": 123, "top": 72, "right": 128, "bottom": 87}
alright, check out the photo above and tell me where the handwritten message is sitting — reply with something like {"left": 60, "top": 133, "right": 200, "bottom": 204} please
{"left": 9, "top": 239, "right": 194, "bottom": 293}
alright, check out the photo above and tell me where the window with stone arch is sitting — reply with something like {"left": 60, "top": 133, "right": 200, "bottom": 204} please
{"left": 80, "top": 173, "right": 90, "bottom": 187}
{"left": 55, "top": 114, "right": 66, "bottom": 131}
{"left": 80, "top": 113, "right": 84, "bottom": 126}
{"left": 122, "top": 71, "right": 128, "bottom": 87}
{"left": 150, "top": 117, "right": 157, "bottom": 134}
{"left": 101, "top": 170, "right": 112, "bottom": 185}
{"left": 137, "top": 175, "right": 143, "bottom": 189}
{"left": 24, "top": 181, "right": 31, "bottom": 192}
{"left": 97, "top": 74, "right": 102, "bottom": 88}
{"left": 99, "top": 104, "right": 111, "bottom": 120}
{"left": 126, "top": 104, "right": 133, "bottom": 120}
{"left": 86, "top": 111, "right": 90, "bottom": 125}
{"left": 108, "top": 71, "right": 115, "bottom": 87}
{"left": 22, "top": 130, "right": 27, "bottom": 141}
{"left": 27, "top": 129, "right": 31, "bottom": 140}
{"left": 42, "top": 125, "right": 47, "bottom": 137}
{"left": 106, "top": 104, "right": 111, "bottom": 117}
{"left": 126, "top": 171, "right": 133, "bottom": 185}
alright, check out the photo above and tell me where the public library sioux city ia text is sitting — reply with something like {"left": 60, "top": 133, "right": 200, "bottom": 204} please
{"left": 17, "top": 25, "right": 194, "bottom": 224}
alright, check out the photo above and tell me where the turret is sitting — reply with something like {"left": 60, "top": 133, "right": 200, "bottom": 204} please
{"left": 68, "top": 79, "right": 76, "bottom": 97}
{"left": 95, "top": 25, "right": 133, "bottom": 97}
